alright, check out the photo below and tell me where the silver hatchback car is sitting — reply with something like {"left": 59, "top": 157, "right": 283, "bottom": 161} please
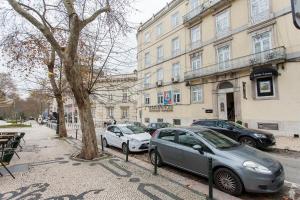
{"left": 149, "top": 127, "right": 285, "bottom": 196}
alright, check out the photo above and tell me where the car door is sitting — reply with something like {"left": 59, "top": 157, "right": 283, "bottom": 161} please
{"left": 112, "top": 127, "right": 124, "bottom": 148}
{"left": 156, "top": 129, "right": 182, "bottom": 167}
{"left": 105, "top": 126, "right": 116, "bottom": 146}
{"left": 177, "top": 130, "right": 209, "bottom": 176}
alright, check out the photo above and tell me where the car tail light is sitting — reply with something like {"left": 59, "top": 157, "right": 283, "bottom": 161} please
{"left": 152, "top": 130, "right": 159, "bottom": 138}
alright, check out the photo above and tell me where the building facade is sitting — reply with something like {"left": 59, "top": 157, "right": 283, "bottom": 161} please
{"left": 50, "top": 72, "right": 138, "bottom": 128}
{"left": 137, "top": 0, "right": 300, "bottom": 135}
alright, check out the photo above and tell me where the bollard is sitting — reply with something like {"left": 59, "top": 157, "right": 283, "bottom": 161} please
{"left": 125, "top": 140, "right": 129, "bottom": 162}
{"left": 153, "top": 146, "right": 158, "bottom": 175}
{"left": 208, "top": 157, "right": 213, "bottom": 200}
{"left": 76, "top": 129, "right": 78, "bottom": 140}
{"left": 100, "top": 135, "right": 104, "bottom": 151}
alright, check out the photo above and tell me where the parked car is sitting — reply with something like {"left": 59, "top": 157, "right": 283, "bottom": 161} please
{"left": 149, "top": 127, "right": 284, "bottom": 196}
{"left": 103, "top": 124, "right": 151, "bottom": 153}
{"left": 191, "top": 119, "right": 275, "bottom": 149}
{"left": 146, "top": 122, "right": 173, "bottom": 135}
{"left": 124, "top": 121, "right": 147, "bottom": 130}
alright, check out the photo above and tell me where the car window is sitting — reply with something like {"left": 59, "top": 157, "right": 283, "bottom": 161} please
{"left": 177, "top": 131, "right": 202, "bottom": 148}
{"left": 120, "top": 125, "right": 144, "bottom": 135}
{"left": 107, "top": 126, "right": 114, "bottom": 132}
{"left": 158, "top": 130, "right": 176, "bottom": 142}
{"left": 112, "top": 127, "right": 121, "bottom": 134}
{"left": 151, "top": 123, "right": 156, "bottom": 128}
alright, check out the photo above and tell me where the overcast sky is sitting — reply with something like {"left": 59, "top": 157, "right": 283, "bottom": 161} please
{"left": 0, "top": 0, "right": 172, "bottom": 98}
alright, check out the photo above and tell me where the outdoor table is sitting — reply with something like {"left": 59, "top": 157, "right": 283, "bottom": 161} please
{"left": 0, "top": 132, "right": 18, "bottom": 135}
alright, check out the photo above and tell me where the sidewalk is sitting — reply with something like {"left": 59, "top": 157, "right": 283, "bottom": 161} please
{"left": 0, "top": 125, "right": 210, "bottom": 200}
{"left": 272, "top": 136, "right": 300, "bottom": 152}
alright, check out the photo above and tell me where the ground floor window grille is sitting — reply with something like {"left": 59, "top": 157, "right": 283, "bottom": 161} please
{"left": 173, "top": 119, "right": 181, "bottom": 125}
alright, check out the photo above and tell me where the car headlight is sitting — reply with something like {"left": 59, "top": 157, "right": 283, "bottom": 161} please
{"left": 243, "top": 161, "right": 272, "bottom": 174}
{"left": 253, "top": 133, "right": 267, "bottom": 138}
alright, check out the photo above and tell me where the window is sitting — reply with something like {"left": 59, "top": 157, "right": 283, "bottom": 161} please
{"left": 156, "top": 23, "right": 163, "bottom": 37}
{"left": 145, "top": 118, "right": 150, "bottom": 123}
{"left": 217, "top": 45, "right": 230, "bottom": 69}
{"left": 250, "top": 0, "right": 270, "bottom": 23}
{"left": 178, "top": 131, "right": 202, "bottom": 148}
{"left": 253, "top": 31, "right": 272, "bottom": 53}
{"left": 191, "top": 54, "right": 201, "bottom": 71}
{"left": 158, "top": 130, "right": 176, "bottom": 142}
{"left": 171, "top": 12, "right": 180, "bottom": 28}
{"left": 190, "top": 26, "right": 201, "bottom": 49}
{"left": 157, "top": 68, "right": 163, "bottom": 81}
{"left": 107, "top": 107, "right": 114, "bottom": 118}
{"left": 144, "top": 32, "right": 150, "bottom": 43}
{"left": 144, "top": 94, "right": 150, "bottom": 105}
{"left": 258, "top": 123, "right": 279, "bottom": 130}
{"left": 172, "top": 63, "right": 180, "bottom": 78}
{"left": 144, "top": 52, "right": 151, "bottom": 67}
{"left": 256, "top": 76, "right": 274, "bottom": 97}
{"left": 121, "top": 107, "right": 129, "bottom": 119}
{"left": 157, "top": 46, "right": 164, "bottom": 62}
{"left": 173, "top": 90, "right": 181, "bottom": 104}
{"left": 157, "top": 118, "right": 163, "bottom": 122}
{"left": 172, "top": 37, "right": 180, "bottom": 57}
{"left": 173, "top": 119, "right": 181, "bottom": 125}
{"left": 190, "top": 0, "right": 199, "bottom": 10}
{"left": 108, "top": 93, "right": 113, "bottom": 101}
{"left": 122, "top": 89, "right": 128, "bottom": 102}
{"left": 191, "top": 85, "right": 203, "bottom": 103}
{"left": 157, "top": 92, "right": 164, "bottom": 105}
{"left": 216, "top": 10, "right": 230, "bottom": 36}
{"left": 144, "top": 73, "right": 150, "bottom": 88}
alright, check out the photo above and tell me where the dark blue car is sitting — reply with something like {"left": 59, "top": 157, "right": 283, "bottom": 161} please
{"left": 191, "top": 120, "right": 275, "bottom": 149}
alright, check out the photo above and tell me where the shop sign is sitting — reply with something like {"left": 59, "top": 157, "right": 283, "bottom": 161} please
{"left": 149, "top": 105, "right": 173, "bottom": 112}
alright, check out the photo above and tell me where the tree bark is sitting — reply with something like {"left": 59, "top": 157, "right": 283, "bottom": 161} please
{"left": 56, "top": 95, "right": 67, "bottom": 137}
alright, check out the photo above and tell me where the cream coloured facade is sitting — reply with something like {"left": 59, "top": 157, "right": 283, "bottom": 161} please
{"left": 50, "top": 72, "right": 138, "bottom": 128}
{"left": 137, "top": 0, "right": 300, "bottom": 136}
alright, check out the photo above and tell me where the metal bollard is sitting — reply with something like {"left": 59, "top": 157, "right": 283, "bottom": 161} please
{"left": 125, "top": 140, "right": 129, "bottom": 162}
{"left": 76, "top": 129, "right": 78, "bottom": 140}
{"left": 153, "top": 146, "right": 158, "bottom": 175}
{"left": 208, "top": 157, "right": 213, "bottom": 200}
{"left": 100, "top": 135, "right": 104, "bottom": 151}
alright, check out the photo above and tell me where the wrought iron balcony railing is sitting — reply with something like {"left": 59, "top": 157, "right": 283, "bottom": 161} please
{"left": 184, "top": 47, "right": 286, "bottom": 80}
{"left": 183, "top": 0, "right": 223, "bottom": 24}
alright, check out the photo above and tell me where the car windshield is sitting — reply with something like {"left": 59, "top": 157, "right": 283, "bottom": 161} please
{"left": 195, "top": 130, "right": 240, "bottom": 149}
{"left": 227, "top": 121, "right": 245, "bottom": 129}
{"left": 157, "top": 123, "right": 172, "bottom": 128}
{"left": 120, "top": 125, "right": 145, "bottom": 135}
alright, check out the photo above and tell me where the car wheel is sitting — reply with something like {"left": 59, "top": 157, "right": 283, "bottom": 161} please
{"left": 150, "top": 150, "right": 163, "bottom": 167}
{"left": 239, "top": 137, "right": 257, "bottom": 148}
{"left": 122, "top": 143, "right": 129, "bottom": 154}
{"left": 103, "top": 138, "right": 109, "bottom": 148}
{"left": 214, "top": 168, "right": 243, "bottom": 196}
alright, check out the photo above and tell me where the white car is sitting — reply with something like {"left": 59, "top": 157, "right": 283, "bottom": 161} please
{"left": 103, "top": 124, "right": 151, "bottom": 153}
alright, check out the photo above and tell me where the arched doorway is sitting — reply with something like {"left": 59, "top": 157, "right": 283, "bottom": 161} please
{"left": 217, "top": 82, "right": 235, "bottom": 121}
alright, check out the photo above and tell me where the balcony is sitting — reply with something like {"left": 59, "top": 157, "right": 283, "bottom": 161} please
{"left": 183, "top": 0, "right": 231, "bottom": 25}
{"left": 184, "top": 47, "right": 286, "bottom": 81}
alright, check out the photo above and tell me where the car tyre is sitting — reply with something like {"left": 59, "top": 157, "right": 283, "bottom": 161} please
{"left": 150, "top": 150, "right": 163, "bottom": 167}
{"left": 214, "top": 168, "right": 243, "bottom": 196}
{"left": 239, "top": 136, "right": 257, "bottom": 148}
{"left": 103, "top": 138, "right": 109, "bottom": 148}
{"left": 122, "top": 143, "right": 129, "bottom": 154}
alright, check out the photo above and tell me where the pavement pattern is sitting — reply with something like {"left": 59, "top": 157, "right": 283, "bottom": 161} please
{"left": 0, "top": 124, "right": 207, "bottom": 200}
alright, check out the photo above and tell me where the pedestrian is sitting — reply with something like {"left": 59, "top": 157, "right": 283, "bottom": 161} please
{"left": 113, "top": 119, "right": 117, "bottom": 125}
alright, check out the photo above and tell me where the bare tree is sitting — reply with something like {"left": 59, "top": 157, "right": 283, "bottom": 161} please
{"left": 1, "top": 32, "right": 68, "bottom": 137}
{"left": 2, "top": 0, "right": 133, "bottom": 159}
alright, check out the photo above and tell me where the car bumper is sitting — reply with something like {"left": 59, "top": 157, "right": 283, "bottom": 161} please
{"left": 129, "top": 142, "right": 149, "bottom": 152}
{"left": 241, "top": 168, "right": 285, "bottom": 193}
{"left": 256, "top": 138, "right": 276, "bottom": 148}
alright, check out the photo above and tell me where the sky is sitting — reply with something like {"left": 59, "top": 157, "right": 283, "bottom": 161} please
{"left": 0, "top": 0, "right": 172, "bottom": 99}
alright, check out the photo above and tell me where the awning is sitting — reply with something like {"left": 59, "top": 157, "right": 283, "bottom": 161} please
{"left": 250, "top": 67, "right": 278, "bottom": 80}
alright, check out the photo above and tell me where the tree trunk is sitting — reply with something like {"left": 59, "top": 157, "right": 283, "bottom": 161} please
{"left": 56, "top": 96, "right": 67, "bottom": 137}
{"left": 64, "top": 62, "right": 98, "bottom": 160}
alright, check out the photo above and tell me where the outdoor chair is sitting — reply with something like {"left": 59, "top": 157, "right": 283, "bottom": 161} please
{"left": 0, "top": 147, "right": 16, "bottom": 179}
{"left": 19, "top": 132, "right": 25, "bottom": 143}
{"left": 6, "top": 138, "right": 21, "bottom": 159}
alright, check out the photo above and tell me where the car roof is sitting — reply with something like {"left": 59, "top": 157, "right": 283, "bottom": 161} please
{"left": 108, "top": 124, "right": 132, "bottom": 127}
{"left": 194, "top": 119, "right": 226, "bottom": 122}
{"left": 158, "top": 126, "right": 209, "bottom": 132}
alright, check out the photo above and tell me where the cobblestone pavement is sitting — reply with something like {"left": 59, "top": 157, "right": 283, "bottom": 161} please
{"left": 0, "top": 125, "right": 207, "bottom": 200}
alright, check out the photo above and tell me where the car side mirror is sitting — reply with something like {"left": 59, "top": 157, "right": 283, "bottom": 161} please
{"left": 193, "top": 145, "right": 204, "bottom": 154}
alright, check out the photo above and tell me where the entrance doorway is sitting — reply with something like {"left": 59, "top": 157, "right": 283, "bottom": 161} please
{"left": 217, "top": 82, "right": 235, "bottom": 121}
